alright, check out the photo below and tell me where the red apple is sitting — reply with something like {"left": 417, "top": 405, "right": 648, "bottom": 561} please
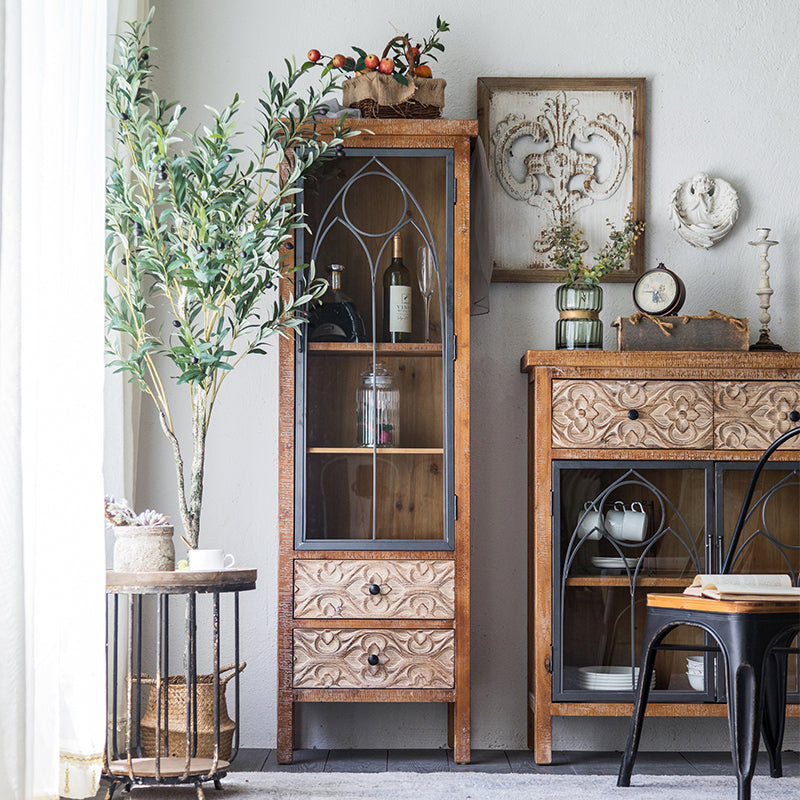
{"left": 307, "top": 49, "right": 321, "bottom": 63}
{"left": 331, "top": 53, "right": 347, "bottom": 69}
{"left": 378, "top": 57, "right": 394, "bottom": 75}
{"left": 364, "top": 53, "right": 379, "bottom": 70}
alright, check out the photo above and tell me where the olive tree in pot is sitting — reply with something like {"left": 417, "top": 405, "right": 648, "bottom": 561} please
{"left": 105, "top": 11, "right": 350, "bottom": 552}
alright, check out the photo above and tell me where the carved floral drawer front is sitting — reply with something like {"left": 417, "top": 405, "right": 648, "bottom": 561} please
{"left": 714, "top": 381, "right": 800, "bottom": 449}
{"left": 293, "top": 559, "right": 455, "bottom": 620}
{"left": 292, "top": 628, "right": 455, "bottom": 689}
{"left": 551, "top": 379, "right": 714, "bottom": 449}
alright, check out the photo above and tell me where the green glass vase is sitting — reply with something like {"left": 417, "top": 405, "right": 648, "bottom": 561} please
{"left": 555, "top": 283, "right": 603, "bottom": 350}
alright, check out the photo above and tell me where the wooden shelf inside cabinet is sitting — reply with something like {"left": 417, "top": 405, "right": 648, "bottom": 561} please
{"left": 307, "top": 447, "right": 444, "bottom": 454}
{"left": 308, "top": 343, "right": 443, "bottom": 357}
{"left": 565, "top": 577, "right": 692, "bottom": 588}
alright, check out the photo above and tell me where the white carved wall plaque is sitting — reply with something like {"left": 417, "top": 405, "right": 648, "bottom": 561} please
{"left": 477, "top": 78, "right": 646, "bottom": 282}
{"left": 669, "top": 172, "right": 739, "bottom": 248}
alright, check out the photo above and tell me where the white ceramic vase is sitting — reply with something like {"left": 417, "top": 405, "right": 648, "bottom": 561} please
{"left": 113, "top": 525, "right": 175, "bottom": 572}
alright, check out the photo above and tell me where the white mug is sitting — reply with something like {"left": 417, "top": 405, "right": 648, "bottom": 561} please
{"left": 577, "top": 501, "right": 604, "bottom": 540}
{"left": 188, "top": 548, "right": 235, "bottom": 571}
{"left": 604, "top": 501, "right": 627, "bottom": 539}
{"left": 620, "top": 501, "right": 648, "bottom": 542}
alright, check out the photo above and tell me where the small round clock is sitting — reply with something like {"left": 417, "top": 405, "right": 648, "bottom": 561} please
{"left": 632, "top": 263, "right": 686, "bottom": 316}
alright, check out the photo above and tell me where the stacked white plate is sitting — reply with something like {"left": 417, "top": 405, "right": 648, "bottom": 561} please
{"left": 576, "top": 666, "right": 655, "bottom": 691}
{"left": 590, "top": 556, "right": 639, "bottom": 570}
{"left": 686, "top": 656, "right": 704, "bottom": 691}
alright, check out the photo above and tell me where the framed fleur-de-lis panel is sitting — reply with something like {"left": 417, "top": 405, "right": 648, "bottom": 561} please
{"left": 477, "top": 77, "right": 646, "bottom": 282}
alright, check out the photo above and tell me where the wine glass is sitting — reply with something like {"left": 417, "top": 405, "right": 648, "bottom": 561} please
{"left": 417, "top": 245, "right": 436, "bottom": 343}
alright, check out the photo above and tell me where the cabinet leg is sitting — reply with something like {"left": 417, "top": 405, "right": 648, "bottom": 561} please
{"left": 276, "top": 696, "right": 295, "bottom": 763}
{"left": 451, "top": 697, "right": 471, "bottom": 764}
{"left": 532, "top": 702, "right": 552, "bottom": 764}
{"left": 446, "top": 702, "right": 454, "bottom": 749}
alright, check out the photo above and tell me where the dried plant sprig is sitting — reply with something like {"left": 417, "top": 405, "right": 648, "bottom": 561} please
{"left": 546, "top": 203, "right": 645, "bottom": 287}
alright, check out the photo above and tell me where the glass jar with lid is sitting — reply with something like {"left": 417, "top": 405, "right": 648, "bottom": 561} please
{"left": 356, "top": 361, "right": 399, "bottom": 447}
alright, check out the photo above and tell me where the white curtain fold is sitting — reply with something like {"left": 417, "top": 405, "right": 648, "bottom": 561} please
{"left": 0, "top": 1, "right": 108, "bottom": 798}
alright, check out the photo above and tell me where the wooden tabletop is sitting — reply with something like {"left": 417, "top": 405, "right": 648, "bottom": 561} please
{"left": 647, "top": 592, "right": 800, "bottom": 614}
{"left": 106, "top": 569, "right": 257, "bottom": 594}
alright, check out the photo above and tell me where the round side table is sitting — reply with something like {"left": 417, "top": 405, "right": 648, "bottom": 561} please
{"left": 103, "top": 569, "right": 257, "bottom": 799}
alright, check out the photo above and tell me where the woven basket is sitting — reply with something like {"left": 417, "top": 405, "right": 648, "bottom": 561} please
{"left": 353, "top": 96, "right": 442, "bottom": 120}
{"left": 135, "top": 662, "right": 245, "bottom": 760}
{"left": 342, "top": 35, "right": 445, "bottom": 119}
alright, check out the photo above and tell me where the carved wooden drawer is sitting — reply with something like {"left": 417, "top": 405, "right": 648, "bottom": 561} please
{"left": 292, "top": 628, "right": 455, "bottom": 689}
{"left": 714, "top": 381, "right": 800, "bottom": 449}
{"left": 293, "top": 559, "right": 455, "bottom": 620}
{"left": 551, "top": 379, "right": 714, "bottom": 449}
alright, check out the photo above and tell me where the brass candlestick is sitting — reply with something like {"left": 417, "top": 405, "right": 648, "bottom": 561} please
{"left": 749, "top": 228, "right": 783, "bottom": 351}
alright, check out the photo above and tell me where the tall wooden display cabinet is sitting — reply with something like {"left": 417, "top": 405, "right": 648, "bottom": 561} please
{"left": 278, "top": 120, "right": 476, "bottom": 763}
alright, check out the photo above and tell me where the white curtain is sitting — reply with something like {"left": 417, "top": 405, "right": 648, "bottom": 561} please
{"left": 0, "top": 1, "right": 108, "bottom": 798}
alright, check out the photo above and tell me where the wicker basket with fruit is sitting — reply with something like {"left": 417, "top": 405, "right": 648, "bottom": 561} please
{"left": 309, "top": 18, "right": 449, "bottom": 119}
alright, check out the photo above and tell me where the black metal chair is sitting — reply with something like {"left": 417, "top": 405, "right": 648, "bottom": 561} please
{"left": 618, "top": 426, "right": 800, "bottom": 800}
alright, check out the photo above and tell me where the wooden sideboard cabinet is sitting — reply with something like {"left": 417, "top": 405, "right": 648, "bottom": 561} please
{"left": 278, "top": 120, "right": 476, "bottom": 764}
{"left": 521, "top": 351, "right": 800, "bottom": 764}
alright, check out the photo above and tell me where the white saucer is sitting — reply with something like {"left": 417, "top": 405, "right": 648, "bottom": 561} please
{"left": 591, "top": 556, "right": 638, "bottom": 570}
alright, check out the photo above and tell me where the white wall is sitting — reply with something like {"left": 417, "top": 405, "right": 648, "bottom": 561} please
{"left": 131, "top": 0, "right": 800, "bottom": 751}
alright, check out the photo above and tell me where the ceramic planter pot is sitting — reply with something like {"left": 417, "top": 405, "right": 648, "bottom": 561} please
{"left": 113, "top": 525, "right": 175, "bottom": 572}
{"left": 555, "top": 282, "right": 603, "bottom": 350}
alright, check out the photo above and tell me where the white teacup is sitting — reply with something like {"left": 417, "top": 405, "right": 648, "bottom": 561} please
{"left": 577, "top": 501, "right": 604, "bottom": 540}
{"left": 620, "top": 501, "right": 648, "bottom": 542}
{"left": 188, "top": 548, "right": 235, "bottom": 571}
{"left": 604, "top": 501, "right": 627, "bottom": 539}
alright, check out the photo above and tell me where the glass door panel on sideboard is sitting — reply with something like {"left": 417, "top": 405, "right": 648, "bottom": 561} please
{"left": 553, "top": 461, "right": 714, "bottom": 702}
{"left": 278, "top": 121, "right": 475, "bottom": 765}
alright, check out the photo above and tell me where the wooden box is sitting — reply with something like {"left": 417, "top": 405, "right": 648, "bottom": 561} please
{"left": 612, "top": 313, "right": 749, "bottom": 351}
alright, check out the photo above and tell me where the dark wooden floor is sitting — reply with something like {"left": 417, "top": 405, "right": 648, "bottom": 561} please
{"left": 231, "top": 748, "right": 800, "bottom": 775}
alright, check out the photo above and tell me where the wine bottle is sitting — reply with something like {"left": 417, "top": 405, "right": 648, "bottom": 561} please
{"left": 382, "top": 233, "right": 412, "bottom": 343}
{"left": 307, "top": 263, "right": 366, "bottom": 342}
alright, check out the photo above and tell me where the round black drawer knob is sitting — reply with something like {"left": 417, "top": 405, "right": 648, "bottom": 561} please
{"left": 367, "top": 654, "right": 380, "bottom": 666}
{"left": 368, "top": 584, "right": 381, "bottom": 595}
{"left": 627, "top": 409, "right": 640, "bottom": 420}
{"left": 790, "top": 410, "right": 800, "bottom": 422}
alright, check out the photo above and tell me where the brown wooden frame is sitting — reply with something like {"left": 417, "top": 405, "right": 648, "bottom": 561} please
{"left": 478, "top": 77, "right": 646, "bottom": 283}
{"left": 278, "top": 119, "right": 475, "bottom": 764}
{"left": 520, "top": 350, "right": 800, "bottom": 764}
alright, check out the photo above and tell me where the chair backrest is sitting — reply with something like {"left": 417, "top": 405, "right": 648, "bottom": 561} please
{"left": 722, "top": 425, "right": 800, "bottom": 574}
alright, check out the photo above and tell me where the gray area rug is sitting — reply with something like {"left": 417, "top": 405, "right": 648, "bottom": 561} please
{"left": 120, "top": 771, "right": 800, "bottom": 799}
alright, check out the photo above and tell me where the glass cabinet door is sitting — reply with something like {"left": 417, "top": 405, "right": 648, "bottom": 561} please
{"left": 716, "top": 462, "right": 800, "bottom": 701}
{"left": 294, "top": 149, "right": 455, "bottom": 550}
{"left": 552, "top": 461, "right": 715, "bottom": 701}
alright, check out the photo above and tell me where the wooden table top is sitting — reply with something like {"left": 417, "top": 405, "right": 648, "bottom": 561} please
{"left": 647, "top": 592, "right": 800, "bottom": 614}
{"left": 106, "top": 568, "right": 257, "bottom": 594}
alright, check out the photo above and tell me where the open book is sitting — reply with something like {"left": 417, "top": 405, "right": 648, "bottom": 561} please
{"left": 683, "top": 574, "right": 800, "bottom": 601}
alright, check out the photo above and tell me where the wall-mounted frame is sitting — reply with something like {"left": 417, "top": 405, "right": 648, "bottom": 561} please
{"left": 477, "top": 77, "right": 646, "bottom": 283}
